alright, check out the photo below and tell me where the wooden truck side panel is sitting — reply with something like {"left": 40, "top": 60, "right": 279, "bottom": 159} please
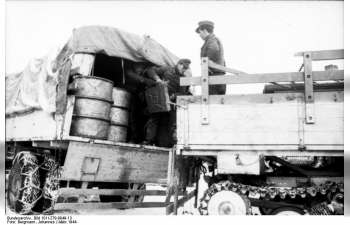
{"left": 61, "top": 141, "right": 169, "bottom": 184}
{"left": 177, "top": 91, "right": 343, "bottom": 151}
{"left": 6, "top": 110, "right": 57, "bottom": 141}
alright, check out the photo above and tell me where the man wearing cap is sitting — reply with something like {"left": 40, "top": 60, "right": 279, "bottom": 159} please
{"left": 124, "top": 62, "right": 157, "bottom": 144}
{"left": 196, "top": 20, "right": 226, "bottom": 95}
{"left": 141, "top": 59, "right": 191, "bottom": 146}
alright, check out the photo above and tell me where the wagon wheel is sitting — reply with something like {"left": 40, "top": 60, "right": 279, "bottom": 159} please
{"left": 122, "top": 183, "right": 146, "bottom": 202}
{"left": 99, "top": 182, "right": 127, "bottom": 203}
{"left": 7, "top": 152, "right": 41, "bottom": 215}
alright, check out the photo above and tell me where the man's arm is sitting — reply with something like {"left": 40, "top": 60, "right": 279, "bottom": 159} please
{"left": 146, "top": 67, "right": 167, "bottom": 82}
{"left": 125, "top": 68, "right": 156, "bottom": 87}
{"left": 206, "top": 39, "right": 220, "bottom": 62}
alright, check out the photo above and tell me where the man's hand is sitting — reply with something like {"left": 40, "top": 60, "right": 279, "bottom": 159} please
{"left": 156, "top": 79, "right": 169, "bottom": 87}
{"left": 144, "top": 78, "right": 157, "bottom": 87}
{"left": 169, "top": 94, "right": 175, "bottom": 101}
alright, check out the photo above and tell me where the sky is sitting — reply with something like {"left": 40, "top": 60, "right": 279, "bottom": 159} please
{"left": 5, "top": 1, "right": 344, "bottom": 95}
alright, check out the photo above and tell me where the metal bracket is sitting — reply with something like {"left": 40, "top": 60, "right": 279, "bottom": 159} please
{"left": 303, "top": 52, "right": 315, "bottom": 124}
{"left": 201, "top": 57, "right": 210, "bottom": 125}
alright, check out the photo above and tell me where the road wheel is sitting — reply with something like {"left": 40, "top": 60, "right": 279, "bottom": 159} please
{"left": 7, "top": 152, "right": 41, "bottom": 215}
{"left": 199, "top": 181, "right": 252, "bottom": 215}
{"left": 258, "top": 195, "right": 274, "bottom": 215}
{"left": 269, "top": 207, "right": 305, "bottom": 215}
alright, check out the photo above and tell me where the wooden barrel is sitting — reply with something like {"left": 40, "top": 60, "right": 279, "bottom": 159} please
{"left": 72, "top": 76, "right": 114, "bottom": 101}
{"left": 73, "top": 96, "right": 113, "bottom": 121}
{"left": 107, "top": 123, "right": 128, "bottom": 142}
{"left": 112, "top": 88, "right": 131, "bottom": 108}
{"left": 70, "top": 116, "right": 110, "bottom": 140}
{"left": 110, "top": 106, "right": 129, "bottom": 126}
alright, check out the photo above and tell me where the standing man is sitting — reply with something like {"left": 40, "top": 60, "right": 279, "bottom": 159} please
{"left": 196, "top": 20, "right": 226, "bottom": 95}
{"left": 141, "top": 59, "right": 191, "bottom": 146}
{"left": 124, "top": 62, "right": 156, "bottom": 144}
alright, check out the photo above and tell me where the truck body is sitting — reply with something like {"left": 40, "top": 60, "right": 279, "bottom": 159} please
{"left": 177, "top": 50, "right": 344, "bottom": 215}
{"left": 5, "top": 26, "right": 197, "bottom": 215}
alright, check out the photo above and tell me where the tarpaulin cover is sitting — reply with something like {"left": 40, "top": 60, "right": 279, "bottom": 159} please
{"left": 6, "top": 47, "right": 60, "bottom": 116}
{"left": 6, "top": 25, "right": 185, "bottom": 116}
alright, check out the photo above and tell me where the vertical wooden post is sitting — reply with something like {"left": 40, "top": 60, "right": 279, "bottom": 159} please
{"left": 128, "top": 183, "right": 139, "bottom": 204}
{"left": 201, "top": 57, "right": 210, "bottom": 125}
{"left": 194, "top": 166, "right": 200, "bottom": 208}
{"left": 173, "top": 177, "right": 179, "bottom": 215}
{"left": 303, "top": 52, "right": 315, "bottom": 124}
{"left": 78, "top": 182, "right": 89, "bottom": 203}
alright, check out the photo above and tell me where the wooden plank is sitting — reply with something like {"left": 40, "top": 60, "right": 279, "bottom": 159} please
{"left": 180, "top": 150, "right": 343, "bottom": 157}
{"left": 58, "top": 188, "right": 186, "bottom": 196}
{"left": 78, "top": 182, "right": 89, "bottom": 203}
{"left": 177, "top": 144, "right": 343, "bottom": 152}
{"left": 6, "top": 110, "right": 57, "bottom": 141}
{"left": 61, "top": 141, "right": 169, "bottom": 183}
{"left": 295, "top": 49, "right": 344, "bottom": 61}
{"left": 56, "top": 60, "right": 72, "bottom": 114}
{"left": 201, "top": 57, "right": 210, "bottom": 125}
{"left": 128, "top": 183, "right": 139, "bottom": 203}
{"left": 176, "top": 92, "right": 343, "bottom": 146}
{"left": 166, "top": 189, "right": 196, "bottom": 215}
{"left": 71, "top": 53, "right": 94, "bottom": 76}
{"left": 55, "top": 202, "right": 171, "bottom": 211}
{"left": 177, "top": 91, "right": 344, "bottom": 106}
{"left": 94, "top": 139, "right": 171, "bottom": 152}
{"left": 304, "top": 132, "right": 343, "bottom": 145}
{"left": 180, "top": 70, "right": 344, "bottom": 86}
{"left": 208, "top": 60, "right": 248, "bottom": 75}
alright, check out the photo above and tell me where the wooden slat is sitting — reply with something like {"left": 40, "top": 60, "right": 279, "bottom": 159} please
{"left": 208, "top": 61, "right": 248, "bottom": 75}
{"left": 179, "top": 149, "right": 343, "bottom": 157}
{"left": 166, "top": 189, "right": 196, "bottom": 215}
{"left": 78, "top": 182, "right": 89, "bottom": 203}
{"left": 201, "top": 58, "right": 209, "bottom": 125}
{"left": 177, "top": 144, "right": 343, "bottom": 152}
{"left": 55, "top": 202, "right": 171, "bottom": 210}
{"left": 177, "top": 91, "right": 344, "bottom": 106}
{"left": 58, "top": 188, "right": 186, "bottom": 196}
{"left": 71, "top": 53, "right": 94, "bottom": 76}
{"left": 295, "top": 49, "right": 344, "bottom": 61}
{"left": 180, "top": 70, "right": 344, "bottom": 86}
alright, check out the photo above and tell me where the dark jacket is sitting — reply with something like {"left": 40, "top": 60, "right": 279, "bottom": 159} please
{"left": 146, "top": 66, "right": 187, "bottom": 98}
{"left": 123, "top": 68, "right": 151, "bottom": 94}
{"left": 200, "top": 34, "right": 225, "bottom": 74}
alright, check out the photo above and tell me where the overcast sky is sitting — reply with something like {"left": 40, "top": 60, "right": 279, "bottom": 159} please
{"left": 5, "top": 1, "right": 344, "bottom": 95}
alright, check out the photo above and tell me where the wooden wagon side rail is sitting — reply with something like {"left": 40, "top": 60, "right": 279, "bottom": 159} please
{"left": 180, "top": 49, "right": 344, "bottom": 125}
{"left": 58, "top": 188, "right": 188, "bottom": 196}
{"left": 55, "top": 188, "right": 196, "bottom": 215}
